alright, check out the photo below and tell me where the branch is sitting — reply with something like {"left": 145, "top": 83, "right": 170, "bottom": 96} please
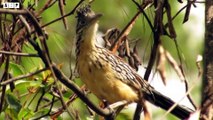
{"left": 0, "top": 50, "right": 39, "bottom": 57}
{"left": 201, "top": 0, "right": 213, "bottom": 119}
{"left": 15, "top": 5, "right": 114, "bottom": 119}
{"left": 0, "top": 68, "right": 48, "bottom": 86}
{"left": 144, "top": 88, "right": 194, "bottom": 119}
{"left": 0, "top": 9, "right": 27, "bottom": 14}
{"left": 52, "top": 65, "right": 114, "bottom": 119}
{"left": 42, "top": 0, "right": 84, "bottom": 28}
{"left": 132, "top": 1, "right": 195, "bottom": 119}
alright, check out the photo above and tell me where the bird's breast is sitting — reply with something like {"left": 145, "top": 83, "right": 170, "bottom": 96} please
{"left": 76, "top": 49, "right": 139, "bottom": 103}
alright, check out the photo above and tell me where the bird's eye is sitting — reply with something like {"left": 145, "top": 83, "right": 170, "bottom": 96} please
{"left": 76, "top": 19, "right": 87, "bottom": 32}
{"left": 79, "top": 20, "right": 86, "bottom": 26}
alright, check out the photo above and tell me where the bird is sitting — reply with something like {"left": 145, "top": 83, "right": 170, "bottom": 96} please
{"left": 75, "top": 5, "right": 193, "bottom": 119}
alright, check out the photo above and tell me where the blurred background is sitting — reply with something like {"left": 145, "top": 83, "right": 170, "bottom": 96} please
{"left": 0, "top": 0, "right": 204, "bottom": 120}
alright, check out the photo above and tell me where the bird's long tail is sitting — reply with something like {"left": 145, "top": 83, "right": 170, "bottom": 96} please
{"left": 144, "top": 88, "right": 194, "bottom": 119}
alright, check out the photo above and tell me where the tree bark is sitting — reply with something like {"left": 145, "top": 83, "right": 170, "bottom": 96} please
{"left": 201, "top": 0, "right": 213, "bottom": 120}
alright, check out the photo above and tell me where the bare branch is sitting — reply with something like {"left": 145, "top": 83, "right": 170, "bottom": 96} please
{"left": 0, "top": 9, "right": 28, "bottom": 15}
{"left": 1, "top": 68, "right": 48, "bottom": 86}
{"left": 0, "top": 50, "right": 38, "bottom": 57}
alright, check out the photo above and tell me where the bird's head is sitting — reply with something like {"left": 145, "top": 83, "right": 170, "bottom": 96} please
{"left": 76, "top": 5, "right": 102, "bottom": 33}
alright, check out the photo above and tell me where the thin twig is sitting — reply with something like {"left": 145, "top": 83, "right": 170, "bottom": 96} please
{"left": 0, "top": 50, "right": 39, "bottom": 57}
{"left": 50, "top": 85, "right": 87, "bottom": 118}
{"left": 18, "top": 15, "right": 31, "bottom": 33}
{"left": 110, "top": 11, "right": 140, "bottom": 53}
{"left": 0, "top": 56, "right": 10, "bottom": 112}
{"left": 0, "top": 9, "right": 28, "bottom": 14}
{"left": 37, "top": 0, "right": 55, "bottom": 16}
{"left": 132, "top": 1, "right": 162, "bottom": 120}
{"left": 0, "top": 68, "right": 48, "bottom": 86}
{"left": 24, "top": 8, "right": 75, "bottom": 118}
{"left": 58, "top": 0, "right": 68, "bottom": 29}
{"left": 35, "top": 88, "right": 46, "bottom": 112}
{"left": 160, "top": 84, "right": 196, "bottom": 120}
{"left": 42, "top": 0, "right": 84, "bottom": 28}
{"left": 52, "top": 65, "right": 114, "bottom": 119}
{"left": 109, "top": 0, "right": 154, "bottom": 53}
{"left": 132, "top": 0, "right": 157, "bottom": 82}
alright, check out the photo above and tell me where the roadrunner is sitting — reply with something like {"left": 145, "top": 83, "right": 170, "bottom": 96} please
{"left": 75, "top": 5, "right": 193, "bottom": 119}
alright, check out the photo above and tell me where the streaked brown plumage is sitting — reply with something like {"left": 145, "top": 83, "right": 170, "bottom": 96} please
{"left": 75, "top": 5, "right": 151, "bottom": 104}
{"left": 74, "top": 5, "right": 193, "bottom": 119}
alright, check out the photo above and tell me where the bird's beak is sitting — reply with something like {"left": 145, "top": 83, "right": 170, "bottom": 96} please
{"left": 89, "top": 13, "right": 102, "bottom": 23}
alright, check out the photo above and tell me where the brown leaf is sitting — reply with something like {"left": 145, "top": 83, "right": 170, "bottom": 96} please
{"left": 165, "top": 51, "right": 185, "bottom": 81}
{"left": 157, "top": 45, "right": 167, "bottom": 85}
{"left": 110, "top": 11, "right": 140, "bottom": 53}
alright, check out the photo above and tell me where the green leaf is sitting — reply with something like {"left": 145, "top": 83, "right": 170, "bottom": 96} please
{"left": 9, "top": 62, "right": 25, "bottom": 77}
{"left": 5, "top": 108, "right": 18, "bottom": 120}
{"left": 21, "top": 45, "right": 44, "bottom": 71}
{"left": 14, "top": 81, "right": 30, "bottom": 95}
{"left": 31, "top": 109, "right": 49, "bottom": 119}
{"left": 0, "top": 112, "right": 5, "bottom": 120}
{"left": 5, "top": 93, "right": 22, "bottom": 114}
{"left": 18, "top": 108, "right": 34, "bottom": 120}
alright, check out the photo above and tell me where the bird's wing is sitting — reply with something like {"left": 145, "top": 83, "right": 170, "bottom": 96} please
{"left": 97, "top": 47, "right": 151, "bottom": 91}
